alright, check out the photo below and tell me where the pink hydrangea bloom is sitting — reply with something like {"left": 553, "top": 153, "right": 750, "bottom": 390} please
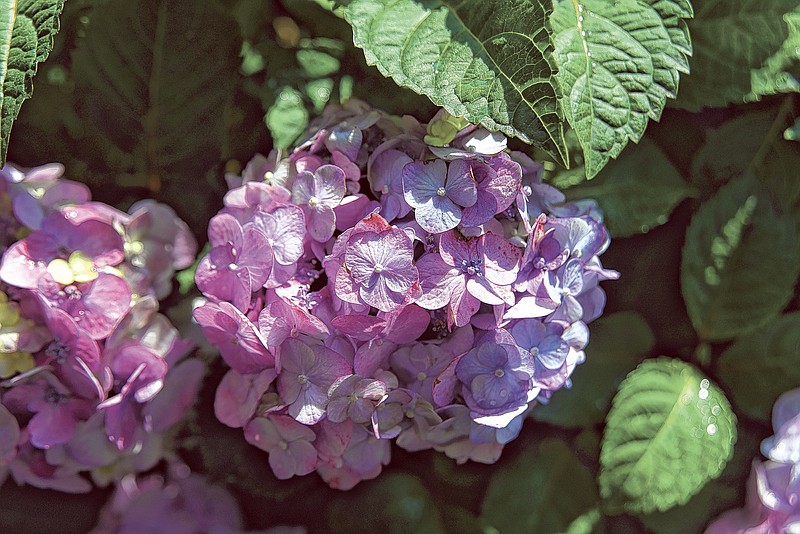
{"left": 245, "top": 415, "right": 318, "bottom": 479}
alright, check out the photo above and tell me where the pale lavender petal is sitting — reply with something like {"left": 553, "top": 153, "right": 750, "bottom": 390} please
{"left": 452, "top": 285, "right": 481, "bottom": 327}
{"left": 29, "top": 406, "right": 77, "bottom": 448}
{"left": 214, "top": 369, "right": 275, "bottom": 428}
{"left": 445, "top": 159, "right": 478, "bottom": 207}
{"left": 239, "top": 226, "right": 274, "bottom": 287}
{"left": 481, "top": 233, "right": 521, "bottom": 286}
{"left": 402, "top": 160, "right": 446, "bottom": 208}
{"left": 0, "top": 235, "right": 54, "bottom": 288}
{"left": 415, "top": 253, "right": 460, "bottom": 310}
{"left": 142, "top": 358, "right": 206, "bottom": 432}
{"left": 207, "top": 213, "right": 243, "bottom": 248}
{"left": 291, "top": 171, "right": 315, "bottom": 205}
{"left": 313, "top": 165, "right": 346, "bottom": 207}
{"left": 466, "top": 276, "right": 507, "bottom": 306}
{"left": 485, "top": 154, "right": 522, "bottom": 212}
{"left": 331, "top": 314, "right": 384, "bottom": 341}
{"left": 308, "top": 206, "right": 336, "bottom": 242}
{"left": 384, "top": 304, "right": 430, "bottom": 344}
{"left": 414, "top": 195, "right": 461, "bottom": 234}
{"left": 251, "top": 206, "right": 305, "bottom": 265}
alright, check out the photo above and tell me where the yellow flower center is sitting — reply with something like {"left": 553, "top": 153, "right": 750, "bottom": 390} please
{"left": 46, "top": 251, "right": 98, "bottom": 285}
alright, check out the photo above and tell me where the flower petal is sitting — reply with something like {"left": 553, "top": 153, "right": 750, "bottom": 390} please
{"left": 445, "top": 159, "right": 478, "bottom": 207}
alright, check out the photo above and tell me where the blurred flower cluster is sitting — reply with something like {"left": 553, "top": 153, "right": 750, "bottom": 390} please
{"left": 0, "top": 162, "right": 202, "bottom": 492}
{"left": 193, "top": 101, "right": 618, "bottom": 489}
{"left": 91, "top": 463, "right": 305, "bottom": 534}
{"left": 706, "top": 388, "right": 800, "bottom": 533}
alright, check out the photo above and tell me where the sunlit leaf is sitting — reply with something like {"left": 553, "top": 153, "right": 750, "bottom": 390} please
{"left": 266, "top": 86, "right": 309, "bottom": 149}
{"left": 0, "top": 0, "right": 65, "bottom": 165}
{"left": 339, "top": 0, "right": 568, "bottom": 164}
{"left": 551, "top": 0, "right": 691, "bottom": 177}
{"left": 600, "top": 358, "right": 736, "bottom": 514}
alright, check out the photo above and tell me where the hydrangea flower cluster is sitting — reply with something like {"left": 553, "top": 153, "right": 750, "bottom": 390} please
{"left": 91, "top": 463, "right": 306, "bottom": 534}
{"left": 706, "top": 388, "right": 800, "bottom": 533}
{"left": 194, "top": 101, "right": 618, "bottom": 489}
{"left": 0, "top": 162, "right": 202, "bottom": 492}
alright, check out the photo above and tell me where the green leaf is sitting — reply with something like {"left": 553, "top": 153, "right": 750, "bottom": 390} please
{"left": 70, "top": 0, "right": 240, "bottom": 195}
{"left": 640, "top": 410, "right": 762, "bottom": 533}
{"left": 266, "top": 86, "right": 309, "bottom": 149}
{"left": 599, "top": 358, "right": 736, "bottom": 514}
{"left": 689, "top": 105, "right": 800, "bottom": 210}
{"left": 297, "top": 39, "right": 343, "bottom": 78}
{"left": 785, "top": 116, "right": 800, "bottom": 141}
{"left": 564, "top": 506, "right": 602, "bottom": 534}
{"left": 563, "top": 138, "right": 694, "bottom": 236}
{"left": 481, "top": 440, "right": 599, "bottom": 532}
{"left": 550, "top": 0, "right": 691, "bottom": 178}
{"left": 327, "top": 473, "right": 445, "bottom": 534}
{"left": 680, "top": 174, "right": 800, "bottom": 341}
{"left": 0, "top": 0, "right": 65, "bottom": 166}
{"left": 717, "top": 312, "right": 800, "bottom": 422}
{"left": 689, "top": 110, "right": 775, "bottom": 197}
{"left": 678, "top": 1, "right": 800, "bottom": 110}
{"left": 339, "top": 0, "right": 568, "bottom": 164}
{"left": 749, "top": 9, "right": 800, "bottom": 100}
{"left": 532, "top": 312, "right": 655, "bottom": 428}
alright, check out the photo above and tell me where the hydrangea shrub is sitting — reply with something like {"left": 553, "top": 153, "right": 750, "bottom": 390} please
{"left": 0, "top": 163, "right": 202, "bottom": 492}
{"left": 193, "top": 102, "right": 617, "bottom": 488}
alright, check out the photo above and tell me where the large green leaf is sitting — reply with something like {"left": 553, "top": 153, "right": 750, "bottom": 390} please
{"left": 0, "top": 0, "right": 65, "bottom": 166}
{"left": 564, "top": 137, "right": 695, "bottom": 236}
{"left": 481, "top": 440, "right": 599, "bottom": 532}
{"left": 550, "top": 0, "right": 692, "bottom": 178}
{"left": 689, "top": 106, "right": 800, "bottom": 211}
{"left": 678, "top": 1, "right": 800, "bottom": 109}
{"left": 532, "top": 312, "right": 655, "bottom": 428}
{"left": 689, "top": 110, "right": 775, "bottom": 197}
{"left": 749, "top": 9, "right": 800, "bottom": 100}
{"left": 338, "top": 0, "right": 568, "bottom": 164}
{"left": 680, "top": 174, "right": 800, "bottom": 342}
{"left": 717, "top": 312, "right": 800, "bottom": 423}
{"left": 600, "top": 358, "right": 736, "bottom": 514}
{"left": 69, "top": 0, "right": 240, "bottom": 193}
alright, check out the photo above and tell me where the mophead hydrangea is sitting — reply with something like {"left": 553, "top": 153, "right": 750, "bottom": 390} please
{"left": 193, "top": 101, "right": 618, "bottom": 489}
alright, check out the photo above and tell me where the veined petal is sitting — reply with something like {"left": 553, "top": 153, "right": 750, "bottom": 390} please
{"left": 466, "top": 277, "right": 506, "bottom": 306}
{"left": 402, "top": 160, "right": 446, "bottom": 208}
{"left": 481, "top": 233, "right": 521, "bottom": 286}
{"left": 291, "top": 171, "right": 316, "bottom": 205}
{"left": 416, "top": 253, "right": 461, "bottom": 310}
{"left": 415, "top": 195, "right": 461, "bottom": 234}
{"left": 308, "top": 206, "right": 336, "bottom": 242}
{"left": 207, "top": 213, "right": 243, "bottom": 248}
{"left": 445, "top": 160, "right": 478, "bottom": 207}
{"left": 314, "top": 165, "right": 346, "bottom": 207}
